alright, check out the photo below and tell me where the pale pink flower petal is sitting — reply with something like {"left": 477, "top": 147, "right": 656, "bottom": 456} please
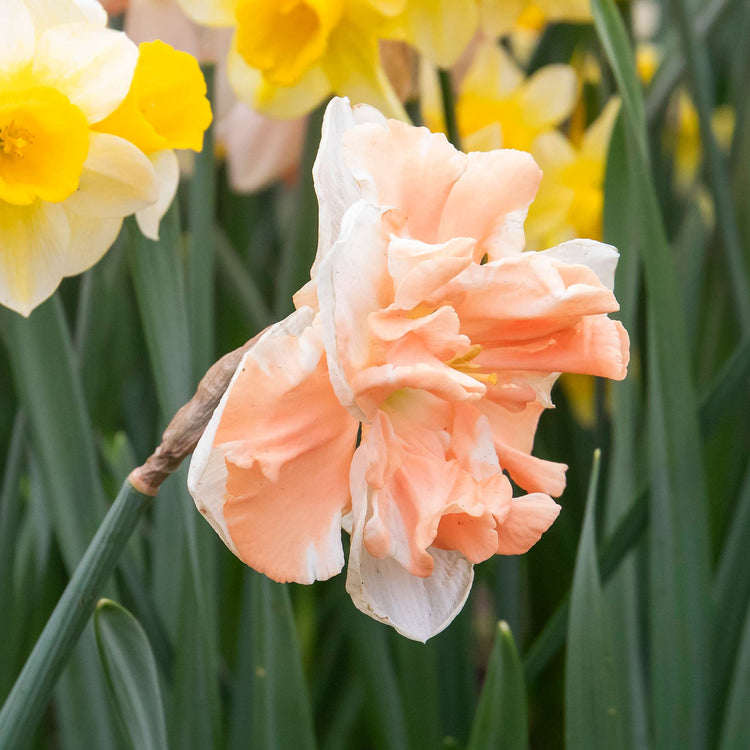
{"left": 342, "top": 117, "right": 542, "bottom": 257}
{"left": 188, "top": 308, "right": 359, "bottom": 584}
{"left": 495, "top": 493, "right": 562, "bottom": 555}
{"left": 346, "top": 446, "right": 474, "bottom": 643}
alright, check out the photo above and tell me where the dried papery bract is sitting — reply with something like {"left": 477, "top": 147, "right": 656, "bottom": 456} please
{"left": 129, "top": 332, "right": 264, "bottom": 496}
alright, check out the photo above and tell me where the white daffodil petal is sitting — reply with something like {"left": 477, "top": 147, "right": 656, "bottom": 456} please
{"left": 0, "top": 0, "right": 35, "bottom": 79}
{"left": 64, "top": 133, "right": 159, "bottom": 219}
{"left": 33, "top": 23, "right": 138, "bottom": 123}
{"left": 0, "top": 202, "right": 70, "bottom": 317}
{"left": 174, "top": 0, "right": 238, "bottom": 27}
{"left": 136, "top": 150, "right": 179, "bottom": 241}
{"left": 345, "top": 450, "right": 474, "bottom": 642}
{"left": 537, "top": 239, "right": 620, "bottom": 291}
{"left": 24, "top": 0, "right": 106, "bottom": 31}
{"left": 62, "top": 211, "right": 123, "bottom": 277}
{"left": 317, "top": 200, "right": 390, "bottom": 420}
{"left": 312, "top": 97, "right": 385, "bottom": 275}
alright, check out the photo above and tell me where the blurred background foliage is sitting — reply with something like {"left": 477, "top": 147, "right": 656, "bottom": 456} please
{"left": 2, "top": 0, "right": 750, "bottom": 747}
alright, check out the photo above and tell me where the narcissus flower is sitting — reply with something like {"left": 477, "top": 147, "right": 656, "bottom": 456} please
{"left": 385, "top": 0, "right": 593, "bottom": 70}
{"left": 0, "top": 0, "right": 159, "bottom": 315}
{"left": 525, "top": 98, "right": 620, "bottom": 251}
{"left": 175, "top": 0, "right": 408, "bottom": 119}
{"left": 94, "top": 38, "right": 212, "bottom": 238}
{"left": 189, "top": 98, "right": 629, "bottom": 641}
{"left": 118, "top": 0, "right": 306, "bottom": 194}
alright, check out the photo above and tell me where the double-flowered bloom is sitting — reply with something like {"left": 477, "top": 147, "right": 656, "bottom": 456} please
{"left": 189, "top": 98, "right": 629, "bottom": 641}
{"left": 0, "top": 0, "right": 211, "bottom": 316}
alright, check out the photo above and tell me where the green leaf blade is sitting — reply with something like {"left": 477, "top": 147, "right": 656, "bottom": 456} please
{"left": 95, "top": 599, "right": 169, "bottom": 750}
{"left": 467, "top": 621, "right": 528, "bottom": 750}
{"left": 565, "top": 451, "right": 629, "bottom": 750}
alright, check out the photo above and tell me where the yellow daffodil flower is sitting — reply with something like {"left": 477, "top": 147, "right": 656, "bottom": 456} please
{"left": 525, "top": 98, "right": 620, "bottom": 251}
{"left": 422, "top": 39, "right": 577, "bottom": 154}
{"left": 175, "top": 0, "right": 408, "bottom": 119}
{"left": 0, "top": 0, "right": 160, "bottom": 316}
{"left": 666, "top": 90, "right": 735, "bottom": 192}
{"left": 94, "top": 39, "right": 213, "bottom": 238}
{"left": 480, "top": 0, "right": 592, "bottom": 39}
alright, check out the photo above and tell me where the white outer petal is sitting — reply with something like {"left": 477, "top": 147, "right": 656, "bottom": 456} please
{"left": 61, "top": 211, "right": 123, "bottom": 277}
{"left": 345, "top": 448, "right": 474, "bottom": 642}
{"left": 24, "top": 0, "right": 107, "bottom": 30}
{"left": 33, "top": 23, "right": 139, "bottom": 123}
{"left": 536, "top": 239, "right": 620, "bottom": 291}
{"left": 0, "top": 202, "right": 70, "bottom": 317}
{"left": 188, "top": 306, "right": 317, "bottom": 552}
{"left": 136, "top": 150, "right": 180, "bottom": 241}
{"left": 312, "top": 97, "right": 386, "bottom": 277}
{"left": 63, "top": 133, "right": 159, "bottom": 219}
{"left": 317, "top": 200, "right": 387, "bottom": 421}
{"left": 0, "top": 0, "right": 35, "bottom": 79}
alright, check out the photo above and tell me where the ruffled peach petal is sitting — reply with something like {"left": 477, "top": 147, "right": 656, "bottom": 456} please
{"left": 495, "top": 493, "right": 561, "bottom": 555}
{"left": 433, "top": 507, "right": 499, "bottom": 564}
{"left": 387, "top": 236, "right": 475, "bottom": 309}
{"left": 343, "top": 119, "right": 467, "bottom": 244}
{"left": 498, "top": 445, "right": 568, "bottom": 497}
{"left": 436, "top": 149, "right": 542, "bottom": 259}
{"left": 480, "top": 315, "right": 630, "bottom": 380}
{"left": 477, "top": 392, "right": 567, "bottom": 496}
{"left": 368, "top": 305, "right": 470, "bottom": 362}
{"left": 351, "top": 356, "right": 485, "bottom": 415}
{"left": 446, "top": 253, "right": 620, "bottom": 345}
{"left": 188, "top": 308, "right": 359, "bottom": 584}
{"left": 346, "top": 446, "right": 475, "bottom": 642}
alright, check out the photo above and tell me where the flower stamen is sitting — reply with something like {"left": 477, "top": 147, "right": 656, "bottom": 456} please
{"left": 447, "top": 345, "right": 498, "bottom": 385}
{"left": 0, "top": 121, "right": 35, "bottom": 159}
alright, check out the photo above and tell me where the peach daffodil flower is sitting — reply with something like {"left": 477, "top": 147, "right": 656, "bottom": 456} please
{"left": 0, "top": 0, "right": 159, "bottom": 315}
{"left": 189, "top": 98, "right": 629, "bottom": 641}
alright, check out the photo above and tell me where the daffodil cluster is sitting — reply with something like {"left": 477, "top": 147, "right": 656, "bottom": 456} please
{"left": 0, "top": 0, "right": 211, "bottom": 316}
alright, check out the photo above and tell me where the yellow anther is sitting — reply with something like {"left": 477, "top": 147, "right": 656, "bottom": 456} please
{"left": 0, "top": 122, "right": 34, "bottom": 159}
{"left": 446, "top": 345, "right": 497, "bottom": 386}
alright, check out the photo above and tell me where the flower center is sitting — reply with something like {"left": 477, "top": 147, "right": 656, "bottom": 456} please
{"left": 447, "top": 345, "right": 498, "bottom": 385}
{"left": 235, "top": 0, "right": 344, "bottom": 87}
{"left": 1, "top": 122, "right": 35, "bottom": 159}
{"left": 0, "top": 87, "right": 89, "bottom": 206}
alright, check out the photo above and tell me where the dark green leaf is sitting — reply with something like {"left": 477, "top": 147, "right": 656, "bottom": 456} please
{"left": 467, "top": 622, "right": 528, "bottom": 750}
{"left": 95, "top": 599, "right": 169, "bottom": 750}
{"left": 565, "top": 451, "right": 628, "bottom": 749}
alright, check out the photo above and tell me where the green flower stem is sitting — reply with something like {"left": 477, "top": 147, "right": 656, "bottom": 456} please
{"left": 188, "top": 64, "right": 217, "bottom": 379}
{"left": 438, "top": 68, "right": 462, "bottom": 150}
{"left": 0, "top": 480, "right": 153, "bottom": 748}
